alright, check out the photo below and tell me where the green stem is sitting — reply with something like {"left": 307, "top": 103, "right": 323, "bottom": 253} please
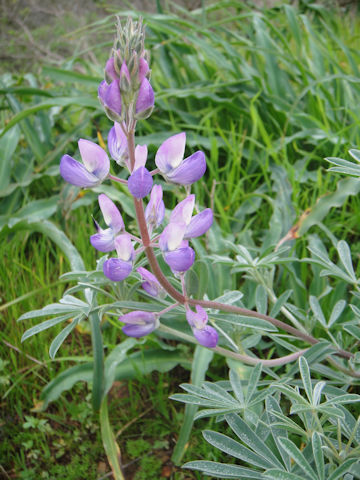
{"left": 100, "top": 398, "right": 125, "bottom": 480}
{"left": 158, "top": 324, "right": 307, "bottom": 366}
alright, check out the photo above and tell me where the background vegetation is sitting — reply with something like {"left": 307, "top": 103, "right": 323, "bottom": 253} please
{"left": 1, "top": 0, "right": 360, "bottom": 478}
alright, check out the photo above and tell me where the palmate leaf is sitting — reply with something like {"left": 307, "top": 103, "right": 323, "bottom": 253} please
{"left": 49, "top": 315, "right": 82, "bottom": 359}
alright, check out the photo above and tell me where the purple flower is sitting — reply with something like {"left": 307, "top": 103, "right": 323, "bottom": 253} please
{"left": 186, "top": 306, "right": 218, "bottom": 348}
{"left": 120, "top": 311, "right": 159, "bottom": 338}
{"left": 159, "top": 223, "right": 187, "bottom": 252}
{"left": 137, "top": 267, "right": 165, "bottom": 298}
{"left": 128, "top": 166, "right": 153, "bottom": 198}
{"left": 155, "top": 133, "right": 206, "bottom": 185}
{"left": 159, "top": 223, "right": 195, "bottom": 273}
{"left": 108, "top": 122, "right": 128, "bottom": 166}
{"left": 103, "top": 234, "right": 134, "bottom": 282}
{"left": 60, "top": 139, "right": 110, "bottom": 188}
{"left": 90, "top": 194, "right": 125, "bottom": 252}
{"left": 164, "top": 246, "right": 195, "bottom": 273}
{"left": 170, "top": 195, "right": 213, "bottom": 239}
{"left": 145, "top": 185, "right": 165, "bottom": 233}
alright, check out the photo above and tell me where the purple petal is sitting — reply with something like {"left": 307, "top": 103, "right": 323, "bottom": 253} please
{"left": 120, "top": 310, "right": 156, "bottom": 325}
{"left": 193, "top": 325, "right": 218, "bottom": 348}
{"left": 139, "top": 58, "right": 149, "bottom": 82}
{"left": 134, "top": 145, "right": 148, "bottom": 170}
{"left": 170, "top": 195, "right": 195, "bottom": 226}
{"left": 103, "top": 258, "right": 132, "bottom": 281}
{"left": 159, "top": 222, "right": 186, "bottom": 252}
{"left": 166, "top": 150, "right": 206, "bottom": 185}
{"left": 186, "top": 305, "right": 208, "bottom": 329}
{"left": 121, "top": 310, "right": 158, "bottom": 338}
{"left": 122, "top": 322, "right": 156, "bottom": 338}
{"left": 128, "top": 166, "right": 153, "bottom": 198}
{"left": 90, "top": 229, "right": 115, "bottom": 252}
{"left": 155, "top": 132, "right": 186, "bottom": 173}
{"left": 60, "top": 155, "right": 99, "bottom": 187}
{"left": 137, "top": 267, "right": 163, "bottom": 297}
{"left": 98, "top": 80, "right": 108, "bottom": 106}
{"left": 104, "top": 80, "right": 122, "bottom": 115}
{"left": 105, "top": 57, "right": 117, "bottom": 81}
{"left": 164, "top": 246, "right": 195, "bottom": 272}
{"left": 114, "top": 234, "right": 134, "bottom": 262}
{"left": 108, "top": 123, "right": 128, "bottom": 165}
{"left": 145, "top": 185, "right": 165, "bottom": 228}
{"left": 78, "top": 139, "right": 110, "bottom": 180}
{"left": 98, "top": 194, "right": 124, "bottom": 232}
{"left": 185, "top": 208, "right": 213, "bottom": 238}
{"left": 135, "top": 78, "right": 154, "bottom": 114}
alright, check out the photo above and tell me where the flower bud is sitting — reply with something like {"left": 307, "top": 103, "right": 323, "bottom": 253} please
{"left": 128, "top": 166, "right": 153, "bottom": 198}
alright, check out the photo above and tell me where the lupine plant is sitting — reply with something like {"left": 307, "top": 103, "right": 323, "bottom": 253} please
{"left": 18, "top": 16, "right": 360, "bottom": 479}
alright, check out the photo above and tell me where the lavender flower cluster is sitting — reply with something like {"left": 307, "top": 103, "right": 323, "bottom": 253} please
{"left": 59, "top": 18, "right": 218, "bottom": 349}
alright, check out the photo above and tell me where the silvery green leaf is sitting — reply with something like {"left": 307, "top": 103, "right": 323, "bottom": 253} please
{"left": 214, "top": 290, "right": 244, "bottom": 305}
{"left": 213, "top": 314, "right": 278, "bottom": 331}
{"left": 270, "top": 290, "right": 293, "bottom": 318}
{"left": 266, "top": 397, "right": 290, "bottom": 470}
{"left": 312, "top": 432, "right": 324, "bottom": 480}
{"left": 328, "top": 458, "right": 359, "bottom": 480}
{"left": 246, "top": 363, "right": 262, "bottom": 404}
{"left": 183, "top": 460, "right": 263, "bottom": 478}
{"left": 328, "top": 300, "right": 346, "bottom": 327}
{"left": 18, "top": 303, "right": 80, "bottom": 321}
{"left": 349, "top": 304, "right": 360, "bottom": 319}
{"left": 203, "top": 430, "right": 275, "bottom": 469}
{"left": 349, "top": 149, "right": 360, "bottom": 163}
{"left": 49, "top": 315, "right": 82, "bottom": 359}
{"left": 203, "top": 382, "right": 236, "bottom": 403}
{"left": 316, "top": 406, "right": 345, "bottom": 418}
{"left": 272, "top": 384, "right": 308, "bottom": 405}
{"left": 323, "top": 394, "right": 360, "bottom": 406}
{"left": 225, "top": 413, "right": 283, "bottom": 469}
{"left": 264, "top": 469, "right": 308, "bottom": 480}
{"left": 194, "top": 408, "right": 240, "bottom": 420}
{"left": 312, "top": 381, "right": 326, "bottom": 406}
{"left": 344, "top": 325, "right": 360, "bottom": 341}
{"left": 268, "top": 410, "right": 306, "bottom": 436}
{"left": 278, "top": 437, "right": 316, "bottom": 479}
{"left": 309, "top": 296, "right": 326, "bottom": 327}
{"left": 59, "top": 295, "right": 89, "bottom": 308}
{"left": 256, "top": 285, "right": 267, "bottom": 315}
{"left": 170, "top": 393, "right": 227, "bottom": 407}
{"left": 229, "top": 369, "right": 244, "bottom": 405}
{"left": 299, "top": 357, "right": 313, "bottom": 403}
{"left": 21, "top": 313, "right": 73, "bottom": 342}
{"left": 326, "top": 157, "right": 360, "bottom": 176}
{"left": 337, "top": 240, "right": 356, "bottom": 281}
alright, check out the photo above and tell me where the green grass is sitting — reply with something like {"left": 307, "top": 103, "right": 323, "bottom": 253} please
{"left": 2, "top": 1, "right": 360, "bottom": 478}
